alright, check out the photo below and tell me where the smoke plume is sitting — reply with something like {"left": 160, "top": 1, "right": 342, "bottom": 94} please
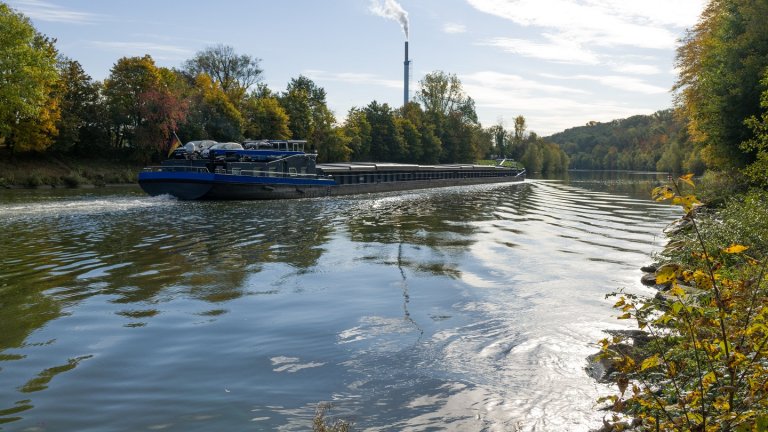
{"left": 370, "top": 0, "right": 409, "bottom": 40}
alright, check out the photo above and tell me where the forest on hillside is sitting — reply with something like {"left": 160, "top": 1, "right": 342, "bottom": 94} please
{"left": 0, "top": 2, "right": 567, "bottom": 172}
{"left": 547, "top": 109, "right": 705, "bottom": 174}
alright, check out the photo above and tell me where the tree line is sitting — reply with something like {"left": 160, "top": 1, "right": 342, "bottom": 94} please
{"left": 547, "top": 109, "right": 703, "bottom": 174}
{"left": 550, "top": 0, "right": 768, "bottom": 182}
{"left": 0, "top": 3, "right": 568, "bottom": 171}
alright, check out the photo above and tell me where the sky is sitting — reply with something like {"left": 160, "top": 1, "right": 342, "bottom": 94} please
{"left": 7, "top": 0, "right": 707, "bottom": 136}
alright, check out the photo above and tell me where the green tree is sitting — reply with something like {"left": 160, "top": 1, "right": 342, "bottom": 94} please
{"left": 0, "top": 4, "right": 61, "bottom": 153}
{"left": 511, "top": 115, "right": 527, "bottom": 160}
{"left": 415, "top": 71, "right": 479, "bottom": 163}
{"left": 53, "top": 59, "right": 105, "bottom": 154}
{"left": 401, "top": 102, "right": 441, "bottom": 164}
{"left": 184, "top": 44, "right": 262, "bottom": 105}
{"left": 242, "top": 95, "right": 290, "bottom": 140}
{"left": 342, "top": 107, "right": 372, "bottom": 161}
{"left": 415, "top": 71, "right": 470, "bottom": 119}
{"left": 281, "top": 76, "right": 326, "bottom": 139}
{"left": 364, "top": 101, "right": 404, "bottom": 162}
{"left": 741, "top": 70, "right": 768, "bottom": 186}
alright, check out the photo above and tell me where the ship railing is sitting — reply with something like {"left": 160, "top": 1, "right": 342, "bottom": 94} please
{"left": 142, "top": 165, "right": 331, "bottom": 180}
{"left": 143, "top": 166, "right": 210, "bottom": 173}
{"left": 225, "top": 168, "right": 327, "bottom": 180}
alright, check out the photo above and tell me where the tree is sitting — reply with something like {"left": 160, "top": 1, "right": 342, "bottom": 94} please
{"left": 103, "top": 56, "right": 191, "bottom": 160}
{"left": 488, "top": 121, "right": 508, "bottom": 158}
{"left": 741, "top": 70, "right": 768, "bottom": 186}
{"left": 242, "top": 95, "right": 290, "bottom": 140}
{"left": 279, "top": 76, "right": 348, "bottom": 160}
{"left": 184, "top": 44, "right": 262, "bottom": 104}
{"left": 415, "top": 71, "right": 471, "bottom": 119}
{"left": 103, "top": 55, "right": 162, "bottom": 149}
{"left": 674, "top": 0, "right": 768, "bottom": 169}
{"left": 53, "top": 59, "right": 104, "bottom": 154}
{"left": 415, "top": 71, "right": 479, "bottom": 163}
{"left": 342, "top": 108, "right": 372, "bottom": 161}
{"left": 363, "top": 101, "right": 404, "bottom": 162}
{"left": 0, "top": 4, "right": 61, "bottom": 153}
{"left": 400, "top": 102, "right": 441, "bottom": 164}
{"left": 181, "top": 74, "right": 243, "bottom": 143}
{"left": 281, "top": 75, "right": 328, "bottom": 139}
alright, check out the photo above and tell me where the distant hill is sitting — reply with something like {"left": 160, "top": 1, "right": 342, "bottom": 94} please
{"left": 546, "top": 109, "right": 704, "bottom": 173}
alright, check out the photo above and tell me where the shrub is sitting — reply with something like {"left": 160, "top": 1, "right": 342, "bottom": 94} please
{"left": 598, "top": 174, "right": 768, "bottom": 431}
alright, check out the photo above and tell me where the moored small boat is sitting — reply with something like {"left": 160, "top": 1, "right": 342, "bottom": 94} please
{"left": 138, "top": 140, "right": 525, "bottom": 200}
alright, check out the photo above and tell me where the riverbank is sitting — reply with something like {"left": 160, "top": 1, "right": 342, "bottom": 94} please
{"left": 591, "top": 173, "right": 768, "bottom": 431}
{"left": 0, "top": 155, "right": 141, "bottom": 189}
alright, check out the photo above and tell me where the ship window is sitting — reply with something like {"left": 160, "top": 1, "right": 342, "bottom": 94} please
{"left": 289, "top": 167, "right": 297, "bottom": 177}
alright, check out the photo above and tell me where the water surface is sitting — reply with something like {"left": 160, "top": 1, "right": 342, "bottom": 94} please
{"left": 0, "top": 173, "right": 678, "bottom": 431}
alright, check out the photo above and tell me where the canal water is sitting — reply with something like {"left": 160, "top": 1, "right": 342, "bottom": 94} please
{"left": 0, "top": 172, "right": 679, "bottom": 431}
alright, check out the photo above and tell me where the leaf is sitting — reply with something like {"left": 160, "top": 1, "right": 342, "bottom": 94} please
{"left": 669, "top": 284, "right": 686, "bottom": 297}
{"left": 641, "top": 354, "right": 662, "bottom": 371}
{"left": 679, "top": 173, "right": 695, "bottom": 187}
{"left": 671, "top": 302, "right": 684, "bottom": 315}
{"left": 651, "top": 185, "right": 675, "bottom": 201}
{"left": 672, "top": 194, "right": 702, "bottom": 213}
{"left": 617, "top": 312, "right": 632, "bottom": 320}
{"left": 656, "top": 265, "right": 679, "bottom": 284}
{"left": 723, "top": 244, "right": 749, "bottom": 254}
{"left": 702, "top": 371, "right": 717, "bottom": 389}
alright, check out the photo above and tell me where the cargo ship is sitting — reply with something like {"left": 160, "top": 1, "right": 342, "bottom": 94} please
{"left": 138, "top": 140, "right": 525, "bottom": 200}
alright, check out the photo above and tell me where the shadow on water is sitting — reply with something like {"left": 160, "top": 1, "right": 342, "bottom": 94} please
{"left": 0, "top": 176, "right": 678, "bottom": 431}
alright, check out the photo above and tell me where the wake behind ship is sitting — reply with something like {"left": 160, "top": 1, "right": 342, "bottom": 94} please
{"left": 138, "top": 139, "right": 525, "bottom": 200}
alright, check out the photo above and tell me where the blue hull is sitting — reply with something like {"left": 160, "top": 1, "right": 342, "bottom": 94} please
{"left": 138, "top": 171, "right": 336, "bottom": 200}
{"left": 139, "top": 170, "right": 525, "bottom": 200}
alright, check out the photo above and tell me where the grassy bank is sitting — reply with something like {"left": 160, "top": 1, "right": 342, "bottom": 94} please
{"left": 0, "top": 154, "right": 141, "bottom": 189}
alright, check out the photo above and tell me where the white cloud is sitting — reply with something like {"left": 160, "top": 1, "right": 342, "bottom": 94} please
{"left": 610, "top": 63, "right": 662, "bottom": 75}
{"left": 8, "top": 0, "right": 102, "bottom": 24}
{"left": 483, "top": 35, "right": 600, "bottom": 65}
{"left": 541, "top": 73, "right": 668, "bottom": 94}
{"left": 466, "top": 0, "right": 703, "bottom": 50}
{"left": 461, "top": 71, "right": 588, "bottom": 95}
{"left": 443, "top": 23, "right": 467, "bottom": 34}
{"left": 303, "top": 70, "right": 402, "bottom": 89}
{"left": 448, "top": 69, "right": 667, "bottom": 134}
{"left": 90, "top": 41, "right": 192, "bottom": 60}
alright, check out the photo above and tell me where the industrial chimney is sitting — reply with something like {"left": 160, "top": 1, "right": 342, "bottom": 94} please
{"left": 403, "top": 41, "right": 410, "bottom": 106}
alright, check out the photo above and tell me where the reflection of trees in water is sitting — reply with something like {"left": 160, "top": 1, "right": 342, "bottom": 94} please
{"left": 343, "top": 184, "right": 530, "bottom": 278}
{"left": 0, "top": 197, "right": 336, "bottom": 425}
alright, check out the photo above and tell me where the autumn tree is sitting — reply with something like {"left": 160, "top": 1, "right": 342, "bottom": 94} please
{"left": 0, "top": 4, "right": 61, "bottom": 153}
{"left": 179, "top": 74, "right": 243, "bottom": 143}
{"left": 103, "top": 56, "right": 190, "bottom": 161}
{"left": 674, "top": 0, "right": 768, "bottom": 169}
{"left": 242, "top": 94, "right": 290, "bottom": 140}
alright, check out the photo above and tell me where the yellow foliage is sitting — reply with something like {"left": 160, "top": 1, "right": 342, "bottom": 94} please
{"left": 723, "top": 244, "right": 749, "bottom": 254}
{"left": 679, "top": 173, "right": 696, "bottom": 187}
